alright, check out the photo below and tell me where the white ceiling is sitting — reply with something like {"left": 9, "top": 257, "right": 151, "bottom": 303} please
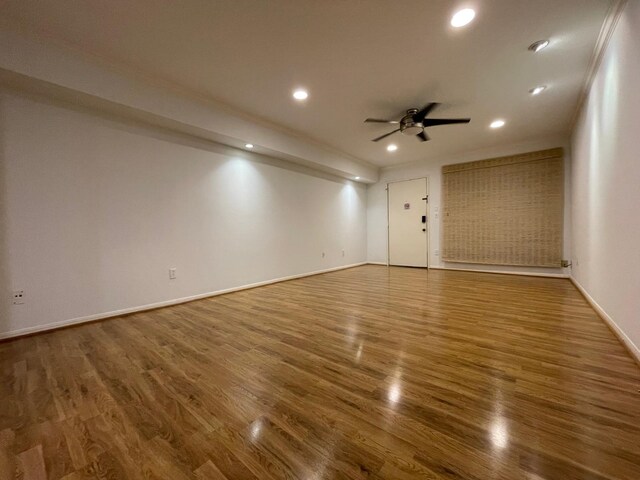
{"left": 0, "top": 0, "right": 612, "bottom": 168}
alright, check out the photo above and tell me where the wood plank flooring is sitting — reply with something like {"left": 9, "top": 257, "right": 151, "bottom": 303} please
{"left": 1, "top": 265, "right": 640, "bottom": 479}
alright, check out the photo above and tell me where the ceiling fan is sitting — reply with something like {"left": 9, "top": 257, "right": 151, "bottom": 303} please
{"left": 364, "top": 103, "right": 470, "bottom": 142}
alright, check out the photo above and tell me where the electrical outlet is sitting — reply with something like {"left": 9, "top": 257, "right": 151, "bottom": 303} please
{"left": 434, "top": 249, "right": 439, "bottom": 256}
{"left": 169, "top": 268, "right": 177, "bottom": 280}
{"left": 12, "top": 290, "right": 24, "bottom": 305}
{"left": 321, "top": 252, "right": 325, "bottom": 258}
{"left": 342, "top": 250, "right": 345, "bottom": 257}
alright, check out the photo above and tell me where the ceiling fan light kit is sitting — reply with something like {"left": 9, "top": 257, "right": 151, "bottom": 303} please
{"left": 364, "top": 103, "right": 471, "bottom": 143}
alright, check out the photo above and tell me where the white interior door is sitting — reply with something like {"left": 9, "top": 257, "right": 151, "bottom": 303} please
{"left": 388, "top": 178, "right": 428, "bottom": 267}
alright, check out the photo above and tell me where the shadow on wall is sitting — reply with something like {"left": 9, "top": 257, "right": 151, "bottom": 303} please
{"left": 0, "top": 94, "right": 10, "bottom": 334}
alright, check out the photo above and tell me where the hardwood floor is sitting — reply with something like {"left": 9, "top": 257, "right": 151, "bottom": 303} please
{"left": 1, "top": 265, "right": 640, "bottom": 480}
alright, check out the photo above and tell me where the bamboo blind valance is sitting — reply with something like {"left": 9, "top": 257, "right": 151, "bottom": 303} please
{"left": 442, "top": 148, "right": 564, "bottom": 267}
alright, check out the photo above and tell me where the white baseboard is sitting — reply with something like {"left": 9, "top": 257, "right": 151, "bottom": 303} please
{"left": 428, "top": 265, "right": 570, "bottom": 278}
{"left": 366, "top": 261, "right": 388, "bottom": 266}
{"left": 0, "top": 262, "right": 367, "bottom": 341}
{"left": 570, "top": 276, "right": 640, "bottom": 365}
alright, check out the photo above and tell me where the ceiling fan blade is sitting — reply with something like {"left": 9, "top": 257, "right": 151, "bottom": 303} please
{"left": 372, "top": 129, "right": 400, "bottom": 142}
{"left": 413, "top": 103, "right": 439, "bottom": 122}
{"left": 365, "top": 118, "right": 400, "bottom": 124}
{"left": 423, "top": 118, "right": 471, "bottom": 126}
{"left": 417, "top": 131, "right": 429, "bottom": 142}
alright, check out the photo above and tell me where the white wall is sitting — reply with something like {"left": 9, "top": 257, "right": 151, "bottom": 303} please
{"left": 367, "top": 136, "right": 572, "bottom": 276}
{"left": 571, "top": 1, "right": 640, "bottom": 358}
{"left": 0, "top": 91, "right": 367, "bottom": 337}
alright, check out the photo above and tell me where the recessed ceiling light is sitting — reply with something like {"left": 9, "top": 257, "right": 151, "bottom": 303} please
{"left": 355, "top": 176, "right": 361, "bottom": 180}
{"left": 387, "top": 144, "right": 398, "bottom": 152}
{"left": 528, "top": 40, "right": 549, "bottom": 53}
{"left": 292, "top": 89, "right": 309, "bottom": 101}
{"left": 490, "top": 119, "right": 505, "bottom": 129}
{"left": 451, "top": 8, "right": 476, "bottom": 28}
{"left": 244, "top": 143, "right": 254, "bottom": 149}
{"left": 529, "top": 85, "right": 547, "bottom": 95}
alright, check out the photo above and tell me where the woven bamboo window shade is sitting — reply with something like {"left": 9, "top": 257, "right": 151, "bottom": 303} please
{"left": 442, "top": 148, "right": 564, "bottom": 267}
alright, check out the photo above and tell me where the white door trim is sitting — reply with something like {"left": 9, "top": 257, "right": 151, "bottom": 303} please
{"left": 387, "top": 176, "right": 430, "bottom": 268}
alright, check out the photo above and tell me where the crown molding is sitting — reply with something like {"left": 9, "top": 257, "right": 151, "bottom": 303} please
{"left": 570, "top": 0, "right": 628, "bottom": 130}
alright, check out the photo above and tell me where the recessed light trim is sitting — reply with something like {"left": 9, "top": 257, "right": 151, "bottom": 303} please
{"left": 244, "top": 143, "right": 254, "bottom": 149}
{"left": 490, "top": 119, "right": 505, "bottom": 129}
{"left": 386, "top": 144, "right": 398, "bottom": 152}
{"left": 528, "top": 39, "right": 549, "bottom": 53}
{"left": 451, "top": 8, "right": 476, "bottom": 28}
{"left": 529, "top": 85, "right": 547, "bottom": 95}
{"left": 355, "top": 176, "right": 361, "bottom": 180}
{"left": 292, "top": 89, "right": 309, "bottom": 100}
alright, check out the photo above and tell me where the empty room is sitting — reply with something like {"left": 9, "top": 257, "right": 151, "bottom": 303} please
{"left": 1, "top": 0, "right": 639, "bottom": 479}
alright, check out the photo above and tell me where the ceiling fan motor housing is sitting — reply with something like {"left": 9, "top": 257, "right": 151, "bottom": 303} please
{"left": 400, "top": 111, "right": 424, "bottom": 135}
{"left": 400, "top": 121, "right": 424, "bottom": 136}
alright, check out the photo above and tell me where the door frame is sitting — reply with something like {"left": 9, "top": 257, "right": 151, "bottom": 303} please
{"left": 386, "top": 176, "right": 430, "bottom": 268}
